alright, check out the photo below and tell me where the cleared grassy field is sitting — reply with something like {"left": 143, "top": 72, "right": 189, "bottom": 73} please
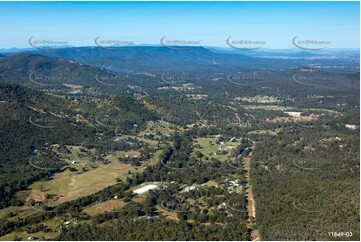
{"left": 138, "top": 120, "right": 183, "bottom": 141}
{"left": 0, "top": 125, "right": 167, "bottom": 239}
{"left": 122, "top": 134, "right": 158, "bottom": 146}
{"left": 155, "top": 205, "right": 179, "bottom": 221}
{"left": 24, "top": 141, "right": 163, "bottom": 205}
{"left": 83, "top": 199, "right": 126, "bottom": 216}
{"left": 0, "top": 231, "right": 59, "bottom": 241}
{"left": 0, "top": 205, "right": 39, "bottom": 222}
{"left": 28, "top": 162, "right": 135, "bottom": 203}
{"left": 193, "top": 137, "right": 239, "bottom": 161}
{"left": 235, "top": 95, "right": 280, "bottom": 104}
{"left": 247, "top": 129, "right": 281, "bottom": 136}
{"left": 202, "top": 180, "right": 218, "bottom": 187}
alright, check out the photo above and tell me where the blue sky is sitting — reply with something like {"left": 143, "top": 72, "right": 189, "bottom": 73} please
{"left": 0, "top": 1, "right": 359, "bottom": 49}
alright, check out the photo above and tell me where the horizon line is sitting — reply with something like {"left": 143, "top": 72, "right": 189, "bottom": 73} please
{"left": 0, "top": 45, "right": 360, "bottom": 51}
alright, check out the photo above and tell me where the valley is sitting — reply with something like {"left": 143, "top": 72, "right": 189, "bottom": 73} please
{"left": 0, "top": 46, "right": 359, "bottom": 241}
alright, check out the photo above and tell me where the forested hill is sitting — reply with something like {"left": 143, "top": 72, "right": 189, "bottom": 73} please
{"left": 0, "top": 83, "right": 157, "bottom": 208}
{"left": 0, "top": 83, "right": 94, "bottom": 208}
{"left": 0, "top": 53, "right": 111, "bottom": 90}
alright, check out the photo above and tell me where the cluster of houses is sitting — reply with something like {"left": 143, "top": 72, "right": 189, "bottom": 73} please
{"left": 64, "top": 219, "right": 78, "bottom": 226}
{"left": 125, "top": 154, "right": 138, "bottom": 159}
{"left": 224, "top": 179, "right": 242, "bottom": 193}
{"left": 183, "top": 185, "right": 198, "bottom": 192}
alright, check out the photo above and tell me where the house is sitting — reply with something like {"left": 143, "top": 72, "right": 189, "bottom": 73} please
{"left": 217, "top": 202, "right": 227, "bottom": 209}
{"left": 184, "top": 185, "right": 197, "bottom": 192}
{"left": 65, "top": 219, "right": 77, "bottom": 225}
{"left": 346, "top": 124, "right": 357, "bottom": 130}
{"left": 229, "top": 137, "right": 237, "bottom": 142}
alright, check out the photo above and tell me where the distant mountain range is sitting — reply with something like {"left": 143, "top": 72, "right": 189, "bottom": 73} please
{"left": 1, "top": 46, "right": 358, "bottom": 73}
{"left": 26, "top": 46, "right": 261, "bottom": 72}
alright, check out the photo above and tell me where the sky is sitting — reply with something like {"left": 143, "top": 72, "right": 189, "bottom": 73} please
{"left": 0, "top": 1, "right": 359, "bottom": 49}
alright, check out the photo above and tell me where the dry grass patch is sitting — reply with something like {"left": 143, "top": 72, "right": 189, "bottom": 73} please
{"left": 83, "top": 199, "right": 126, "bottom": 216}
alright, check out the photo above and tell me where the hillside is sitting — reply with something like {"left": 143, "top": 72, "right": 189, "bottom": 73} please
{"left": 0, "top": 83, "right": 157, "bottom": 208}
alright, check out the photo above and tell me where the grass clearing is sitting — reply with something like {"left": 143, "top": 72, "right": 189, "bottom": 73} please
{"left": 193, "top": 137, "right": 239, "bottom": 162}
{"left": 23, "top": 143, "right": 163, "bottom": 205}
{"left": 27, "top": 162, "right": 135, "bottom": 203}
{"left": 156, "top": 205, "right": 179, "bottom": 221}
{"left": 0, "top": 231, "right": 59, "bottom": 241}
{"left": 83, "top": 199, "right": 126, "bottom": 217}
{"left": 202, "top": 180, "right": 218, "bottom": 187}
{"left": 0, "top": 205, "right": 40, "bottom": 222}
